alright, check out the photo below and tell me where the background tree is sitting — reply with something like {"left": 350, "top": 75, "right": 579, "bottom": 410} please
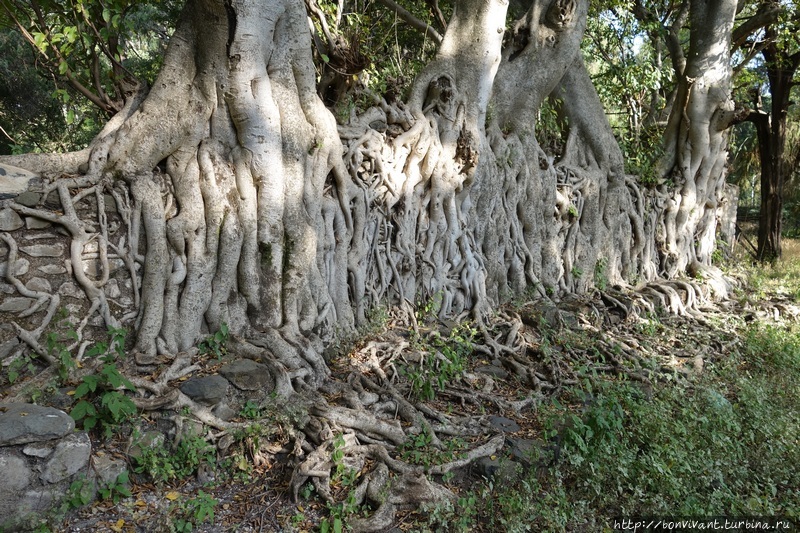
{"left": 0, "top": 0, "right": 178, "bottom": 157}
{"left": 736, "top": 1, "right": 800, "bottom": 261}
{"left": 584, "top": 1, "right": 672, "bottom": 184}
{"left": 0, "top": 27, "right": 100, "bottom": 154}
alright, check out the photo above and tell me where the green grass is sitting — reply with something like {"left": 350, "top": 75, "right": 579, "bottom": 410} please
{"left": 735, "top": 238, "right": 800, "bottom": 301}
{"left": 410, "top": 243, "right": 800, "bottom": 531}
{"left": 418, "top": 315, "right": 800, "bottom": 531}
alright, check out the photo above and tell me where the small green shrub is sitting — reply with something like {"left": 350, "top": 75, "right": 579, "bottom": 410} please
{"left": 198, "top": 323, "right": 229, "bottom": 359}
{"left": 401, "top": 324, "right": 475, "bottom": 401}
{"left": 239, "top": 400, "right": 262, "bottom": 420}
{"left": 70, "top": 328, "right": 137, "bottom": 437}
{"left": 413, "top": 321, "right": 800, "bottom": 531}
{"left": 63, "top": 477, "right": 94, "bottom": 510}
{"left": 6, "top": 308, "right": 77, "bottom": 386}
{"left": 593, "top": 257, "right": 608, "bottom": 290}
{"left": 171, "top": 490, "right": 218, "bottom": 532}
{"left": 98, "top": 471, "right": 132, "bottom": 504}
{"left": 397, "top": 428, "right": 464, "bottom": 468}
{"left": 421, "top": 493, "right": 479, "bottom": 533}
{"left": 132, "top": 432, "right": 215, "bottom": 484}
{"left": 318, "top": 434, "right": 364, "bottom": 533}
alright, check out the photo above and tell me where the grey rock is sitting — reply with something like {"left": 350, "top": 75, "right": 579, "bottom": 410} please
{"left": 15, "top": 191, "right": 41, "bottom": 207}
{"left": 25, "top": 276, "right": 52, "bottom": 293}
{"left": 40, "top": 432, "right": 91, "bottom": 484}
{"left": 369, "top": 120, "right": 388, "bottom": 132}
{"left": 42, "top": 192, "right": 62, "bottom": 209}
{"left": 83, "top": 258, "right": 100, "bottom": 277}
{"left": 22, "top": 443, "right": 53, "bottom": 458}
{"left": 0, "top": 338, "right": 21, "bottom": 360}
{"left": 18, "top": 487, "right": 57, "bottom": 515}
{"left": 488, "top": 415, "right": 520, "bottom": 433}
{"left": 216, "top": 434, "right": 235, "bottom": 453}
{"left": 176, "top": 418, "right": 205, "bottom": 441}
{"left": 0, "top": 452, "right": 33, "bottom": 490}
{"left": 0, "top": 208, "right": 23, "bottom": 231}
{"left": 197, "top": 462, "right": 216, "bottom": 485}
{"left": 59, "top": 281, "right": 85, "bottom": 299}
{"left": 0, "top": 163, "right": 38, "bottom": 193}
{"left": 20, "top": 243, "right": 65, "bottom": 258}
{"left": 0, "top": 403, "right": 75, "bottom": 446}
{"left": 0, "top": 281, "right": 14, "bottom": 294}
{"left": 126, "top": 430, "right": 166, "bottom": 460}
{"left": 105, "top": 279, "right": 121, "bottom": 298}
{"left": 219, "top": 359, "right": 274, "bottom": 392}
{"left": 0, "top": 490, "right": 48, "bottom": 532}
{"left": 179, "top": 375, "right": 229, "bottom": 406}
{"left": 110, "top": 257, "right": 126, "bottom": 273}
{"left": 23, "top": 231, "right": 58, "bottom": 241}
{"left": 0, "top": 297, "right": 37, "bottom": 313}
{"left": 475, "top": 456, "right": 521, "bottom": 481}
{"left": 475, "top": 456, "right": 501, "bottom": 477}
{"left": 92, "top": 455, "right": 127, "bottom": 488}
{"left": 475, "top": 365, "right": 509, "bottom": 380}
{"left": 25, "top": 216, "right": 52, "bottom": 229}
{"left": 212, "top": 402, "right": 238, "bottom": 422}
{"left": 48, "top": 387, "right": 77, "bottom": 411}
{"left": 37, "top": 263, "right": 67, "bottom": 275}
{"left": 103, "top": 194, "right": 117, "bottom": 212}
{"left": 0, "top": 257, "right": 30, "bottom": 277}
{"left": 65, "top": 304, "right": 83, "bottom": 316}
{"left": 506, "top": 437, "right": 546, "bottom": 468}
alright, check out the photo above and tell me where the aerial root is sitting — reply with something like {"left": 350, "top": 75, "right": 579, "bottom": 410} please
{"left": 289, "top": 427, "right": 500, "bottom": 531}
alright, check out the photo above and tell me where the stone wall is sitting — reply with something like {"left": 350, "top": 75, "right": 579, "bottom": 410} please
{"left": 0, "top": 163, "right": 138, "bottom": 372}
{"left": 0, "top": 402, "right": 126, "bottom": 531}
{"left": 1, "top": 164, "right": 135, "bottom": 530}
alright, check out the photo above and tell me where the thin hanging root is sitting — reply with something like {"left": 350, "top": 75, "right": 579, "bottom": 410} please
{"left": 11, "top": 324, "right": 54, "bottom": 364}
{"left": 1, "top": 233, "right": 60, "bottom": 363}
{"left": 8, "top": 181, "right": 120, "bottom": 332}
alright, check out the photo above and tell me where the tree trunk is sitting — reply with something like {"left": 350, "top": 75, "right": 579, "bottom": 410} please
{"left": 0, "top": 0, "right": 741, "bottom": 526}
{"left": 753, "top": 109, "right": 783, "bottom": 261}
{"left": 754, "top": 45, "right": 800, "bottom": 261}
{"left": 655, "top": 0, "right": 739, "bottom": 280}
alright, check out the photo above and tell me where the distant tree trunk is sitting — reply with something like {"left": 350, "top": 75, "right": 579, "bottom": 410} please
{"left": 753, "top": 41, "right": 800, "bottom": 262}
{"left": 752, "top": 108, "right": 783, "bottom": 261}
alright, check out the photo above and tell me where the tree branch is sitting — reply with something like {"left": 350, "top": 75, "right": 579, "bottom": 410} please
{"left": 732, "top": 2, "right": 781, "bottom": 50}
{"left": 667, "top": 0, "right": 689, "bottom": 77}
{"left": 375, "top": 0, "right": 442, "bottom": 45}
{"left": 425, "top": 0, "right": 447, "bottom": 31}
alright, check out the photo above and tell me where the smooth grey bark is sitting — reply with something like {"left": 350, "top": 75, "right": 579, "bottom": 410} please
{"left": 655, "top": 0, "right": 739, "bottom": 277}
{"left": 0, "top": 0, "right": 740, "bottom": 356}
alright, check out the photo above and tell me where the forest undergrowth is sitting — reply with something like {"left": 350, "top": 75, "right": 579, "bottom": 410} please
{"left": 12, "top": 242, "right": 800, "bottom": 533}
